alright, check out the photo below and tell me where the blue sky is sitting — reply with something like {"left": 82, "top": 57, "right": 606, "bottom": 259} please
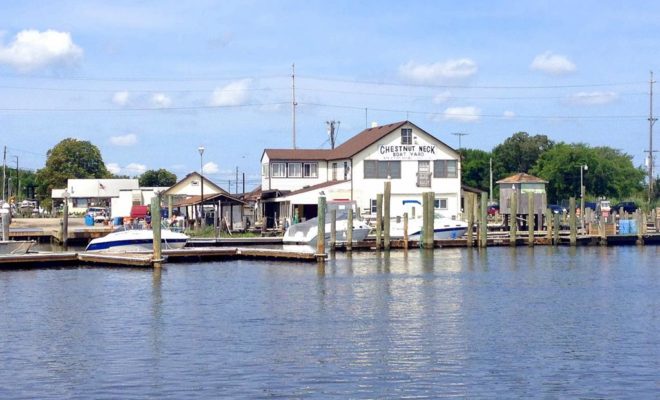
{"left": 0, "top": 0, "right": 658, "bottom": 190}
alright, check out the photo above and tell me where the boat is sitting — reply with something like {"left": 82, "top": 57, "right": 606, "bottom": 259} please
{"left": 85, "top": 228, "right": 189, "bottom": 252}
{"left": 389, "top": 200, "right": 468, "bottom": 240}
{"left": 0, "top": 240, "right": 35, "bottom": 255}
{"left": 283, "top": 201, "right": 371, "bottom": 246}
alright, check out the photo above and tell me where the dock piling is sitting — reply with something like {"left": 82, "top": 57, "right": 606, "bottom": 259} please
{"left": 376, "top": 194, "right": 383, "bottom": 250}
{"left": 1, "top": 213, "right": 8, "bottom": 241}
{"left": 151, "top": 196, "right": 163, "bottom": 266}
{"left": 466, "top": 193, "right": 474, "bottom": 248}
{"left": 527, "top": 192, "right": 534, "bottom": 246}
{"left": 316, "top": 195, "right": 326, "bottom": 261}
{"left": 569, "top": 197, "right": 577, "bottom": 246}
{"left": 383, "top": 181, "right": 391, "bottom": 250}
{"left": 403, "top": 212, "right": 409, "bottom": 250}
{"left": 62, "top": 200, "right": 69, "bottom": 250}
{"left": 329, "top": 209, "right": 337, "bottom": 251}
{"left": 479, "top": 193, "right": 487, "bottom": 248}
{"left": 553, "top": 213, "right": 560, "bottom": 245}
{"left": 347, "top": 208, "right": 353, "bottom": 252}
{"left": 510, "top": 190, "right": 517, "bottom": 246}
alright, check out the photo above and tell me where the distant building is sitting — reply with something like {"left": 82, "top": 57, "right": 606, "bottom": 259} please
{"left": 496, "top": 172, "right": 548, "bottom": 229}
{"left": 260, "top": 121, "right": 462, "bottom": 227}
{"left": 52, "top": 178, "right": 139, "bottom": 215}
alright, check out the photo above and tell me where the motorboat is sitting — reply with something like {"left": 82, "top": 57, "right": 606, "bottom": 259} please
{"left": 283, "top": 201, "right": 371, "bottom": 246}
{"left": 390, "top": 214, "right": 468, "bottom": 240}
{"left": 388, "top": 199, "right": 468, "bottom": 240}
{"left": 0, "top": 240, "right": 35, "bottom": 255}
{"left": 85, "top": 228, "right": 189, "bottom": 252}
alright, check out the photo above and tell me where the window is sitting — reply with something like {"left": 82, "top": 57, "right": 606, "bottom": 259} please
{"left": 364, "top": 160, "right": 401, "bottom": 179}
{"left": 261, "top": 163, "right": 269, "bottom": 178}
{"left": 271, "top": 162, "right": 286, "bottom": 177}
{"left": 433, "top": 160, "right": 458, "bottom": 178}
{"left": 303, "top": 162, "right": 318, "bottom": 178}
{"left": 287, "top": 162, "right": 302, "bottom": 178}
{"left": 371, "top": 199, "right": 378, "bottom": 213}
{"left": 434, "top": 198, "right": 448, "bottom": 209}
{"left": 401, "top": 128, "right": 412, "bottom": 145}
{"left": 332, "top": 162, "right": 338, "bottom": 180}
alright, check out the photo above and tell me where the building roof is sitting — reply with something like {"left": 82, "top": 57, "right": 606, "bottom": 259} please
{"left": 263, "top": 121, "right": 417, "bottom": 161}
{"left": 496, "top": 172, "right": 547, "bottom": 184}
{"left": 285, "top": 179, "right": 350, "bottom": 197}
{"left": 53, "top": 178, "right": 139, "bottom": 198}
{"left": 162, "top": 172, "right": 227, "bottom": 196}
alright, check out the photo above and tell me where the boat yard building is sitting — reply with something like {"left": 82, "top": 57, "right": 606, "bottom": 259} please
{"left": 260, "top": 121, "right": 462, "bottom": 228}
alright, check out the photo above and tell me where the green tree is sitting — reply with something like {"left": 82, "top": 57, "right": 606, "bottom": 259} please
{"left": 461, "top": 148, "right": 492, "bottom": 192}
{"left": 530, "top": 143, "right": 645, "bottom": 203}
{"left": 492, "top": 132, "right": 554, "bottom": 179}
{"left": 36, "top": 138, "right": 110, "bottom": 204}
{"left": 139, "top": 169, "right": 177, "bottom": 187}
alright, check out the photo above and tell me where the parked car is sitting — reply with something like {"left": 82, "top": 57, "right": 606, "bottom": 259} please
{"left": 611, "top": 201, "right": 638, "bottom": 214}
{"left": 487, "top": 204, "right": 499, "bottom": 216}
{"left": 86, "top": 206, "right": 109, "bottom": 223}
{"left": 548, "top": 204, "right": 566, "bottom": 214}
{"left": 584, "top": 201, "right": 597, "bottom": 211}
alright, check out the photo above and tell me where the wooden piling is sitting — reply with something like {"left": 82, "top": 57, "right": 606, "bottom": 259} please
{"left": 383, "top": 181, "right": 391, "bottom": 250}
{"left": 329, "top": 209, "right": 337, "bottom": 251}
{"left": 376, "top": 193, "right": 383, "bottom": 250}
{"left": 527, "top": 192, "right": 534, "bottom": 246}
{"left": 466, "top": 193, "right": 474, "bottom": 247}
{"left": 403, "top": 212, "right": 409, "bottom": 250}
{"left": 1, "top": 213, "right": 8, "bottom": 241}
{"left": 167, "top": 195, "right": 173, "bottom": 222}
{"left": 424, "top": 192, "right": 434, "bottom": 249}
{"left": 569, "top": 197, "right": 577, "bottom": 246}
{"left": 347, "top": 208, "right": 353, "bottom": 252}
{"left": 479, "top": 193, "right": 488, "bottom": 248}
{"left": 316, "top": 196, "right": 326, "bottom": 259}
{"left": 510, "top": 190, "right": 517, "bottom": 246}
{"left": 636, "top": 211, "right": 644, "bottom": 245}
{"left": 553, "top": 212, "right": 560, "bottom": 245}
{"left": 151, "top": 196, "right": 163, "bottom": 266}
{"left": 545, "top": 208, "right": 552, "bottom": 242}
{"left": 62, "top": 199, "right": 69, "bottom": 250}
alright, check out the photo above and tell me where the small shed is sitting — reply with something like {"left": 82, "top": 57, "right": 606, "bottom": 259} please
{"left": 496, "top": 173, "right": 547, "bottom": 229}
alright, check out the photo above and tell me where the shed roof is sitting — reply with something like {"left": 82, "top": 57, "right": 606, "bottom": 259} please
{"left": 496, "top": 173, "right": 547, "bottom": 184}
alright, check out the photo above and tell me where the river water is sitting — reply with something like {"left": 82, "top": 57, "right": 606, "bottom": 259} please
{"left": 0, "top": 246, "right": 658, "bottom": 398}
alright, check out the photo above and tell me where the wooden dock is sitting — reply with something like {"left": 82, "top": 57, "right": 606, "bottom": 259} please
{"left": 0, "top": 246, "right": 316, "bottom": 269}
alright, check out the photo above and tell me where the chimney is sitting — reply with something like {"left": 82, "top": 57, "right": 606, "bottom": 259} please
{"left": 371, "top": 121, "right": 378, "bottom": 128}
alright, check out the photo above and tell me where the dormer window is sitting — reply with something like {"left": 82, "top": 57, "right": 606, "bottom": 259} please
{"left": 401, "top": 128, "right": 412, "bottom": 145}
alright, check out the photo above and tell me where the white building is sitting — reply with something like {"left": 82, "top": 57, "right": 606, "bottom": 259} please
{"left": 260, "top": 121, "right": 461, "bottom": 227}
{"left": 52, "top": 178, "right": 139, "bottom": 215}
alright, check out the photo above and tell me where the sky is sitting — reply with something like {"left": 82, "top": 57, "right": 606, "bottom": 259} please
{"left": 1, "top": 0, "right": 659, "bottom": 191}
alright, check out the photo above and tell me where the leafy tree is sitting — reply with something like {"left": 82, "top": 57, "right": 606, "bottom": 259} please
{"left": 139, "top": 169, "right": 177, "bottom": 187}
{"left": 492, "top": 132, "right": 554, "bottom": 179}
{"left": 35, "top": 138, "right": 110, "bottom": 203}
{"left": 530, "top": 142, "right": 644, "bottom": 203}
{"left": 461, "top": 148, "right": 492, "bottom": 192}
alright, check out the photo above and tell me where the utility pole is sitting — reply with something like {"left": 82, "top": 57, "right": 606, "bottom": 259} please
{"left": 291, "top": 63, "right": 297, "bottom": 149}
{"left": 489, "top": 157, "right": 493, "bottom": 204}
{"left": 326, "top": 120, "right": 340, "bottom": 149}
{"left": 235, "top": 166, "right": 239, "bottom": 194}
{"left": 13, "top": 156, "right": 18, "bottom": 203}
{"left": 649, "top": 71, "right": 657, "bottom": 202}
{"left": 451, "top": 132, "right": 469, "bottom": 150}
{"left": 2, "top": 146, "right": 6, "bottom": 202}
{"left": 242, "top": 172, "right": 245, "bottom": 195}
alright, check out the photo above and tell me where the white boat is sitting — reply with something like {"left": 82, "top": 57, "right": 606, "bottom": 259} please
{"left": 283, "top": 201, "right": 371, "bottom": 246}
{"left": 85, "top": 228, "right": 189, "bottom": 252}
{"left": 388, "top": 199, "right": 468, "bottom": 240}
{"left": 0, "top": 240, "right": 35, "bottom": 255}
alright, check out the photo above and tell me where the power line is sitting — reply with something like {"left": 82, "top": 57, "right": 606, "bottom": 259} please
{"left": 0, "top": 102, "right": 289, "bottom": 112}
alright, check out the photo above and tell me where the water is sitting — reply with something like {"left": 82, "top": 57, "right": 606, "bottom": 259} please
{"left": 0, "top": 246, "right": 658, "bottom": 398}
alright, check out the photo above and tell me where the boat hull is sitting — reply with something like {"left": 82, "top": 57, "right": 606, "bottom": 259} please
{"left": 86, "top": 230, "right": 189, "bottom": 252}
{"left": 283, "top": 222, "right": 371, "bottom": 245}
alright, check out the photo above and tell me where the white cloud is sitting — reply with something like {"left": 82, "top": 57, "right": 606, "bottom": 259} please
{"left": 210, "top": 79, "right": 251, "bottom": 106}
{"left": 124, "top": 163, "right": 147, "bottom": 175}
{"left": 109, "top": 133, "right": 137, "bottom": 146}
{"left": 151, "top": 93, "right": 172, "bottom": 108}
{"left": 399, "top": 59, "right": 477, "bottom": 84}
{"left": 443, "top": 106, "right": 481, "bottom": 122}
{"left": 203, "top": 162, "right": 219, "bottom": 174}
{"left": 503, "top": 110, "right": 516, "bottom": 119}
{"left": 568, "top": 91, "right": 618, "bottom": 105}
{"left": 106, "top": 163, "right": 121, "bottom": 175}
{"left": 433, "top": 91, "right": 452, "bottom": 104}
{"left": 112, "top": 91, "right": 129, "bottom": 106}
{"left": 0, "top": 29, "right": 83, "bottom": 72}
{"left": 530, "top": 51, "right": 576, "bottom": 75}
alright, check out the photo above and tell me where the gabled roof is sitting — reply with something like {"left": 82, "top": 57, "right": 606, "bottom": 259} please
{"left": 263, "top": 120, "right": 455, "bottom": 161}
{"left": 496, "top": 172, "right": 547, "bottom": 184}
{"left": 162, "top": 172, "right": 227, "bottom": 196}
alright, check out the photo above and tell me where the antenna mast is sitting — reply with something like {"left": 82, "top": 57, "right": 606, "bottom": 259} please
{"left": 326, "top": 120, "right": 340, "bottom": 149}
{"left": 292, "top": 63, "right": 297, "bottom": 149}
{"left": 649, "top": 71, "right": 657, "bottom": 201}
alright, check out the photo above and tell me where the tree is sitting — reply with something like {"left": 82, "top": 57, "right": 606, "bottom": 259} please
{"left": 461, "top": 148, "right": 492, "bottom": 192}
{"left": 492, "top": 132, "right": 554, "bottom": 179}
{"left": 530, "top": 142, "right": 645, "bottom": 203}
{"left": 139, "top": 169, "right": 177, "bottom": 187}
{"left": 36, "top": 138, "right": 110, "bottom": 204}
